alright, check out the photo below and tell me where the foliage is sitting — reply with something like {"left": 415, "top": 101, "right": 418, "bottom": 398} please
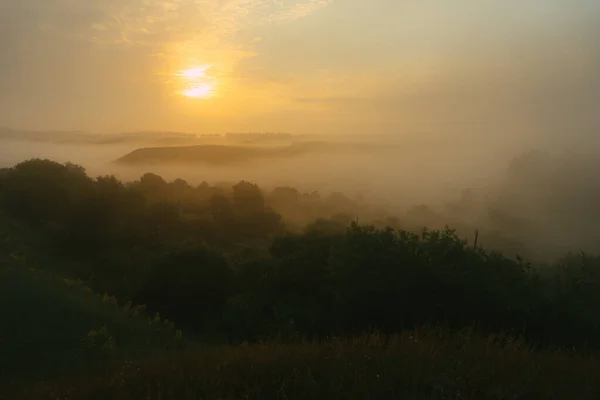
{"left": 5, "top": 158, "right": 600, "bottom": 396}
{"left": 133, "top": 248, "right": 235, "bottom": 334}
{"left": 2, "top": 160, "right": 600, "bottom": 350}
{"left": 0, "top": 265, "right": 183, "bottom": 386}
{"left": 16, "top": 330, "right": 600, "bottom": 400}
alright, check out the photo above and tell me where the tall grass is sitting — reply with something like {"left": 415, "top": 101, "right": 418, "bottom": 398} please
{"left": 15, "top": 329, "right": 599, "bottom": 400}
{"left": 0, "top": 265, "right": 183, "bottom": 388}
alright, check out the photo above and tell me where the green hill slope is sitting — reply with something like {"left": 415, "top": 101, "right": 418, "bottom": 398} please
{"left": 0, "top": 264, "right": 182, "bottom": 386}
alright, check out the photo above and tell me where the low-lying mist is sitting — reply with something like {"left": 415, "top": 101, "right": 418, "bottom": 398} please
{"left": 1, "top": 132, "right": 599, "bottom": 261}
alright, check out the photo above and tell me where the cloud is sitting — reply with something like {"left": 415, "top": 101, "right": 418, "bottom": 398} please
{"left": 26, "top": 0, "right": 330, "bottom": 45}
{"left": 0, "top": 0, "right": 334, "bottom": 111}
{"left": 268, "top": 0, "right": 332, "bottom": 23}
{"left": 0, "top": 0, "right": 332, "bottom": 52}
{"left": 4, "top": 0, "right": 596, "bottom": 140}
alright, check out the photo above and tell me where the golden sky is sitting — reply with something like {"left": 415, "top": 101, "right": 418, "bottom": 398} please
{"left": 0, "top": 0, "right": 599, "bottom": 138}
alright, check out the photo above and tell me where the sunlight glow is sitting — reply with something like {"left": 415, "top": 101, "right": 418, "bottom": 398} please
{"left": 182, "top": 83, "right": 214, "bottom": 98}
{"left": 176, "top": 66, "right": 216, "bottom": 99}
{"left": 176, "top": 66, "right": 210, "bottom": 79}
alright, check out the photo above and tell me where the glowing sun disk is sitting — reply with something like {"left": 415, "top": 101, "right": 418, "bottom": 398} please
{"left": 181, "top": 83, "right": 214, "bottom": 98}
{"left": 176, "top": 66, "right": 209, "bottom": 78}
{"left": 176, "top": 65, "right": 215, "bottom": 98}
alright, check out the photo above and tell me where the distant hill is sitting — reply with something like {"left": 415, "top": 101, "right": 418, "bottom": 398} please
{"left": 114, "top": 141, "right": 383, "bottom": 166}
{"left": 0, "top": 128, "right": 200, "bottom": 145}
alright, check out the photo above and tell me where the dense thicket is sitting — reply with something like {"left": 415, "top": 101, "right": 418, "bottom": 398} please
{"left": 2, "top": 159, "right": 600, "bottom": 351}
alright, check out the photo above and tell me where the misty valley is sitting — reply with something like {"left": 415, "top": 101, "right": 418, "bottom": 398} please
{"left": 3, "top": 0, "right": 600, "bottom": 397}
{"left": 3, "top": 134, "right": 600, "bottom": 399}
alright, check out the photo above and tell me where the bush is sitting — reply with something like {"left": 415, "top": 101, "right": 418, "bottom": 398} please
{"left": 133, "top": 247, "right": 235, "bottom": 333}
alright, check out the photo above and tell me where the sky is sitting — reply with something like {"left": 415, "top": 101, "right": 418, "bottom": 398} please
{"left": 1, "top": 0, "right": 599, "bottom": 140}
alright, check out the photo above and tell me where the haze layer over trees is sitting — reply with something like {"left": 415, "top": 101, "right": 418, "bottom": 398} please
{"left": 3, "top": 155, "right": 600, "bottom": 399}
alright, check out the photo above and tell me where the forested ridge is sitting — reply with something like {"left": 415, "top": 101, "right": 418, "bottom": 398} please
{"left": 3, "top": 157, "right": 600, "bottom": 399}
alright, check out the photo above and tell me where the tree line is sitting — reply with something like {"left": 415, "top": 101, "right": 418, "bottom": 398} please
{"left": 2, "top": 159, "right": 600, "bottom": 351}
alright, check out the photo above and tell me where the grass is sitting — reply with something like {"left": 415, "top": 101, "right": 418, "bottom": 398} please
{"left": 10, "top": 329, "right": 600, "bottom": 400}
{"left": 0, "top": 264, "right": 183, "bottom": 389}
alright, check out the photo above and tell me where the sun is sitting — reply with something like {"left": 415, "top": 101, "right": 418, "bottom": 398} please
{"left": 176, "top": 66, "right": 216, "bottom": 99}
{"left": 177, "top": 66, "right": 209, "bottom": 79}
{"left": 182, "top": 83, "right": 214, "bottom": 98}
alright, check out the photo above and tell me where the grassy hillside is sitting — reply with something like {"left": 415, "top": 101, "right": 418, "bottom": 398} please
{"left": 0, "top": 264, "right": 183, "bottom": 387}
{"left": 114, "top": 141, "right": 382, "bottom": 166}
{"left": 15, "top": 330, "right": 600, "bottom": 400}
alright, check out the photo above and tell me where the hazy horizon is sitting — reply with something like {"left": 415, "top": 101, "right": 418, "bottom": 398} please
{"left": 2, "top": 0, "right": 600, "bottom": 260}
{"left": 1, "top": 1, "right": 598, "bottom": 143}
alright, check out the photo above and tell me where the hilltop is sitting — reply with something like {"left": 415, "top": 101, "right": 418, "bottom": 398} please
{"left": 114, "top": 141, "right": 383, "bottom": 166}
